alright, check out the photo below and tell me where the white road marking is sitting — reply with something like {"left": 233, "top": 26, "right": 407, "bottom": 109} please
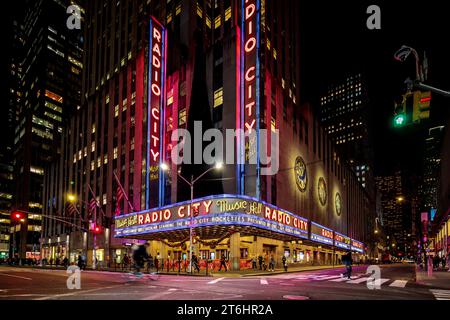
{"left": 260, "top": 279, "right": 268, "bottom": 285}
{"left": 0, "top": 273, "right": 32, "bottom": 280}
{"left": 346, "top": 277, "right": 371, "bottom": 284}
{"left": 330, "top": 277, "right": 355, "bottom": 282}
{"left": 34, "top": 286, "right": 116, "bottom": 300}
{"left": 141, "top": 290, "right": 175, "bottom": 300}
{"left": 168, "top": 288, "right": 178, "bottom": 291}
{"left": 317, "top": 275, "right": 342, "bottom": 280}
{"left": 430, "top": 289, "right": 450, "bottom": 300}
{"left": 389, "top": 280, "right": 408, "bottom": 288}
{"left": 207, "top": 277, "right": 225, "bottom": 284}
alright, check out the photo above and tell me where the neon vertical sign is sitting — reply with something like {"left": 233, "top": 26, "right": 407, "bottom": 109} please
{"left": 146, "top": 17, "right": 167, "bottom": 209}
{"left": 240, "top": 0, "right": 261, "bottom": 198}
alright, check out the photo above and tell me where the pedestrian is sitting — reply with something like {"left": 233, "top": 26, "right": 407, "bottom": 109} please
{"left": 264, "top": 254, "right": 269, "bottom": 271}
{"left": 269, "top": 255, "right": 275, "bottom": 272}
{"left": 62, "top": 256, "right": 69, "bottom": 268}
{"left": 218, "top": 255, "right": 228, "bottom": 272}
{"left": 122, "top": 254, "right": 130, "bottom": 270}
{"left": 77, "top": 255, "right": 83, "bottom": 270}
{"left": 252, "top": 256, "right": 257, "bottom": 270}
{"left": 147, "top": 254, "right": 154, "bottom": 272}
{"left": 258, "top": 255, "right": 263, "bottom": 270}
{"left": 192, "top": 253, "right": 200, "bottom": 273}
{"left": 341, "top": 251, "right": 352, "bottom": 279}
{"left": 282, "top": 255, "right": 288, "bottom": 272}
{"left": 155, "top": 252, "right": 160, "bottom": 272}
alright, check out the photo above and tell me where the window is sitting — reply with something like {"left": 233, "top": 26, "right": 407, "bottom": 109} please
{"left": 30, "top": 166, "right": 44, "bottom": 175}
{"left": 113, "top": 147, "right": 118, "bottom": 159}
{"left": 214, "top": 16, "right": 221, "bottom": 29}
{"left": 115, "top": 105, "right": 119, "bottom": 117}
{"left": 179, "top": 109, "right": 186, "bottom": 126}
{"left": 91, "top": 141, "right": 96, "bottom": 152}
{"left": 225, "top": 7, "right": 231, "bottom": 21}
{"left": 214, "top": 88, "right": 223, "bottom": 108}
{"left": 45, "top": 90, "right": 63, "bottom": 103}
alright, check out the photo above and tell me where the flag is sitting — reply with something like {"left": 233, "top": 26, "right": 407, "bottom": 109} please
{"left": 89, "top": 197, "right": 98, "bottom": 218}
{"left": 115, "top": 185, "right": 124, "bottom": 216}
{"left": 66, "top": 202, "right": 78, "bottom": 216}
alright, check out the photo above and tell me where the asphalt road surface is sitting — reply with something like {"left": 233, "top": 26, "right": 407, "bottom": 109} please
{"left": 0, "top": 264, "right": 447, "bottom": 300}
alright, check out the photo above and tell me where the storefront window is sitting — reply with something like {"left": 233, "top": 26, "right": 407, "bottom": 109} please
{"left": 240, "top": 248, "right": 248, "bottom": 259}
{"left": 199, "top": 250, "right": 209, "bottom": 260}
{"left": 216, "top": 249, "right": 228, "bottom": 259}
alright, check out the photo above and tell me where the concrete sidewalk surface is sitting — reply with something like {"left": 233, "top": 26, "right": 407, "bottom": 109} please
{"left": 415, "top": 266, "right": 450, "bottom": 290}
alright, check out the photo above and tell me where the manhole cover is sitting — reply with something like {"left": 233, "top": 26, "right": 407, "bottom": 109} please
{"left": 283, "top": 295, "right": 310, "bottom": 300}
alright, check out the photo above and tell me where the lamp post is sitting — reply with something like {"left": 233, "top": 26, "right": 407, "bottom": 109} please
{"left": 162, "top": 162, "right": 223, "bottom": 274}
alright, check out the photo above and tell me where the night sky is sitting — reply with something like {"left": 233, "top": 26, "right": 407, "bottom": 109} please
{"left": 2, "top": 0, "right": 449, "bottom": 178}
{"left": 299, "top": 0, "right": 450, "bottom": 177}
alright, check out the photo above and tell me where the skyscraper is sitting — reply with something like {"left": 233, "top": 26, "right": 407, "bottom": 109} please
{"left": 42, "top": 0, "right": 372, "bottom": 269}
{"left": 422, "top": 126, "right": 445, "bottom": 213}
{"left": 11, "top": 0, "right": 84, "bottom": 259}
{"left": 319, "top": 73, "right": 373, "bottom": 190}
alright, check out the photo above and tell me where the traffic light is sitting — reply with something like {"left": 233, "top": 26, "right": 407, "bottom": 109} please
{"left": 11, "top": 211, "right": 24, "bottom": 221}
{"left": 412, "top": 91, "right": 431, "bottom": 123}
{"left": 393, "top": 98, "right": 408, "bottom": 128}
{"left": 93, "top": 225, "right": 102, "bottom": 234}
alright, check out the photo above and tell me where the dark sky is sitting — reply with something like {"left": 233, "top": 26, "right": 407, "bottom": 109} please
{"left": 299, "top": 0, "right": 450, "bottom": 177}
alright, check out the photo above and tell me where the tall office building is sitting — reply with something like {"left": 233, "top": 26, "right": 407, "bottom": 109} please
{"left": 42, "top": 0, "right": 372, "bottom": 269}
{"left": 11, "top": 0, "right": 84, "bottom": 259}
{"left": 375, "top": 172, "right": 413, "bottom": 255}
{"left": 319, "top": 73, "right": 373, "bottom": 190}
{"left": 422, "top": 126, "right": 445, "bottom": 213}
{"left": 0, "top": 14, "right": 22, "bottom": 260}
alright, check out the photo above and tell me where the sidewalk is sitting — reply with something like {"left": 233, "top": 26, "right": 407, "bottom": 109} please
{"left": 2, "top": 263, "right": 356, "bottom": 278}
{"left": 415, "top": 265, "right": 450, "bottom": 289}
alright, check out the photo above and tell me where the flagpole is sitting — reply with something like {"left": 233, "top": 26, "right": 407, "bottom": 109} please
{"left": 86, "top": 183, "right": 102, "bottom": 270}
{"left": 113, "top": 170, "right": 134, "bottom": 212}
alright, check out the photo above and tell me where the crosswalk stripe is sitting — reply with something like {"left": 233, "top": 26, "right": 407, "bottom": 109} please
{"left": 260, "top": 279, "right": 268, "bottom": 285}
{"left": 207, "top": 277, "right": 225, "bottom": 284}
{"left": 389, "top": 280, "right": 408, "bottom": 288}
{"left": 346, "top": 277, "right": 370, "bottom": 284}
{"left": 330, "top": 277, "right": 354, "bottom": 282}
{"left": 430, "top": 289, "right": 450, "bottom": 300}
{"left": 318, "top": 275, "right": 342, "bottom": 280}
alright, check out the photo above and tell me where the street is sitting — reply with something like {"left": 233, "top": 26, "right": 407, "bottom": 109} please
{"left": 0, "top": 264, "right": 447, "bottom": 300}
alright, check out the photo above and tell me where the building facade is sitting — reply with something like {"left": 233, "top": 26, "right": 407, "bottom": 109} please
{"left": 42, "top": 0, "right": 373, "bottom": 269}
{"left": 11, "top": 0, "right": 84, "bottom": 259}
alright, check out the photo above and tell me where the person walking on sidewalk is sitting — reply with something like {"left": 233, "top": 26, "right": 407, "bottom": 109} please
{"left": 269, "top": 255, "right": 275, "bottom": 272}
{"left": 218, "top": 255, "right": 228, "bottom": 272}
{"left": 341, "top": 251, "right": 352, "bottom": 279}
{"left": 252, "top": 256, "right": 257, "bottom": 270}
{"left": 282, "top": 255, "right": 288, "bottom": 272}
{"left": 258, "top": 255, "right": 263, "bottom": 270}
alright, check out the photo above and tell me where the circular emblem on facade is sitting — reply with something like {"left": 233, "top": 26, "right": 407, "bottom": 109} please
{"left": 335, "top": 192, "right": 342, "bottom": 216}
{"left": 294, "top": 156, "right": 307, "bottom": 192}
{"left": 318, "top": 177, "right": 327, "bottom": 206}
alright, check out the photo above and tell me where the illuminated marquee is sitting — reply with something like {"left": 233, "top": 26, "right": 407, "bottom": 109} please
{"left": 351, "top": 239, "right": 364, "bottom": 253}
{"left": 334, "top": 232, "right": 351, "bottom": 250}
{"left": 114, "top": 195, "right": 308, "bottom": 239}
{"left": 146, "top": 17, "right": 167, "bottom": 209}
{"left": 310, "top": 222, "right": 334, "bottom": 246}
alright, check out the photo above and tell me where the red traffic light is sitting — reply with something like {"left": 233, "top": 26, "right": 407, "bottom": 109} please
{"left": 11, "top": 211, "right": 24, "bottom": 220}
{"left": 93, "top": 225, "right": 102, "bottom": 234}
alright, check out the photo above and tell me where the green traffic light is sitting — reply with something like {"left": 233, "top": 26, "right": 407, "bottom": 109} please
{"left": 394, "top": 114, "right": 406, "bottom": 127}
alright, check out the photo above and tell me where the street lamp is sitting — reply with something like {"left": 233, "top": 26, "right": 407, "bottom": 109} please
{"left": 162, "top": 162, "right": 223, "bottom": 273}
{"left": 67, "top": 194, "right": 77, "bottom": 203}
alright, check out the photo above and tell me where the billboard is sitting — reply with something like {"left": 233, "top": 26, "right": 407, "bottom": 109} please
{"left": 310, "top": 222, "right": 334, "bottom": 246}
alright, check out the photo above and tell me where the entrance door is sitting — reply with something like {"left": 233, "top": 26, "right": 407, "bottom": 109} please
{"left": 263, "top": 245, "right": 276, "bottom": 257}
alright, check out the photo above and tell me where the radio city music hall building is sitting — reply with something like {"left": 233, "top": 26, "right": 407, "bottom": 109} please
{"left": 41, "top": 0, "right": 373, "bottom": 269}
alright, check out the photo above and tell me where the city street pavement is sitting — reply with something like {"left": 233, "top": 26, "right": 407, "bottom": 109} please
{"left": 0, "top": 264, "right": 446, "bottom": 300}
